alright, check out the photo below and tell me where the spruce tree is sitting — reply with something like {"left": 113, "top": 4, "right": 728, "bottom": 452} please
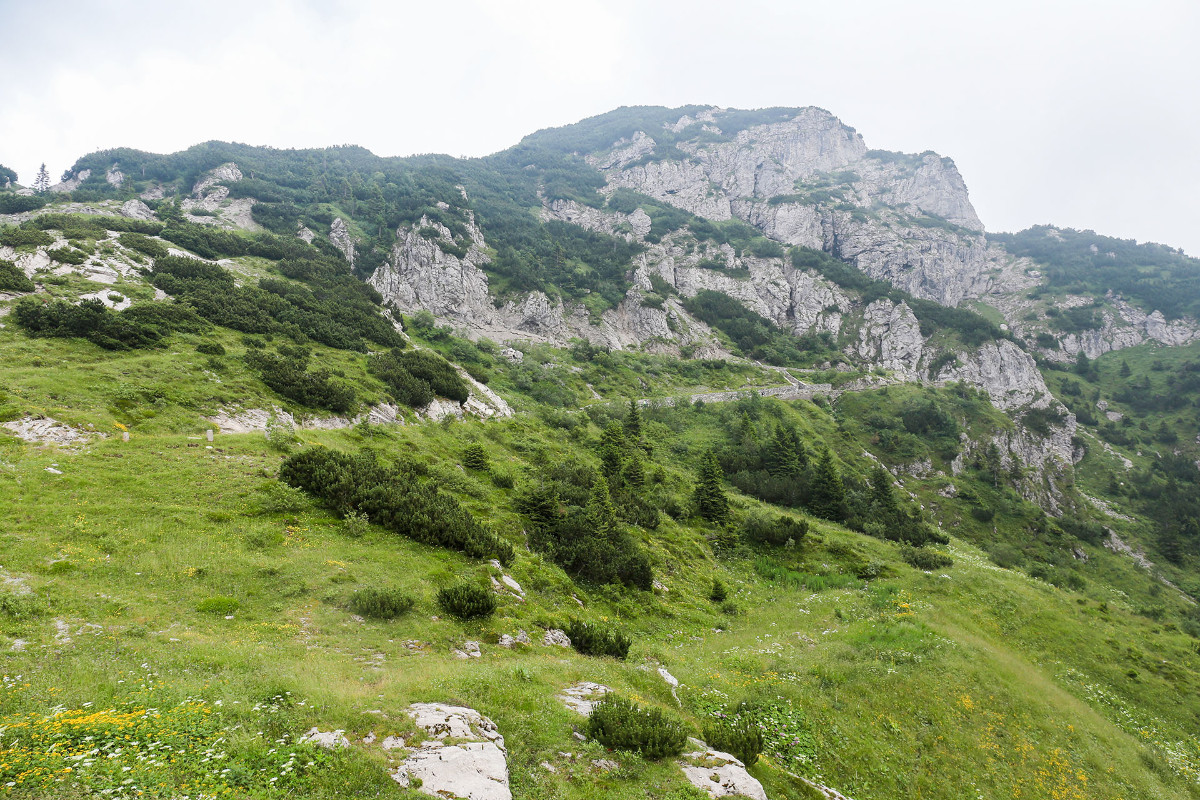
{"left": 623, "top": 450, "right": 645, "bottom": 488}
{"left": 808, "top": 448, "right": 846, "bottom": 522}
{"left": 767, "top": 425, "right": 804, "bottom": 477}
{"left": 624, "top": 399, "right": 642, "bottom": 440}
{"left": 868, "top": 464, "right": 900, "bottom": 522}
{"left": 33, "top": 163, "right": 50, "bottom": 194}
{"left": 694, "top": 450, "right": 729, "bottom": 523}
{"left": 600, "top": 421, "right": 625, "bottom": 485}
{"left": 587, "top": 475, "right": 619, "bottom": 537}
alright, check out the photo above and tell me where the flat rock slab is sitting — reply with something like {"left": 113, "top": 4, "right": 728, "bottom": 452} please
{"left": 300, "top": 727, "right": 350, "bottom": 749}
{"left": 3, "top": 417, "right": 103, "bottom": 448}
{"left": 393, "top": 703, "right": 510, "bottom": 800}
{"left": 557, "top": 682, "right": 611, "bottom": 716}
{"left": 679, "top": 748, "right": 767, "bottom": 800}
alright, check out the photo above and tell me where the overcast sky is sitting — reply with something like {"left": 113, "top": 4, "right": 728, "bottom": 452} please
{"left": 2, "top": 0, "right": 1197, "bottom": 254}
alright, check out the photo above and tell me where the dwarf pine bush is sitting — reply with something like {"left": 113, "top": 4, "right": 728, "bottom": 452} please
{"left": 702, "top": 710, "right": 764, "bottom": 766}
{"left": 586, "top": 695, "right": 688, "bottom": 760}
{"left": 349, "top": 587, "right": 415, "bottom": 619}
{"left": 437, "top": 583, "right": 496, "bottom": 620}
{"left": 564, "top": 619, "right": 631, "bottom": 659}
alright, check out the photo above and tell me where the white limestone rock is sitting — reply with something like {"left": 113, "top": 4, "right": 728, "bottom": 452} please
{"left": 119, "top": 199, "right": 155, "bottom": 220}
{"left": 329, "top": 217, "right": 356, "bottom": 266}
{"left": 300, "top": 727, "right": 350, "bottom": 749}
{"left": 392, "top": 703, "right": 510, "bottom": 800}
{"left": 678, "top": 747, "right": 767, "bottom": 800}
{"left": 556, "top": 682, "right": 610, "bottom": 716}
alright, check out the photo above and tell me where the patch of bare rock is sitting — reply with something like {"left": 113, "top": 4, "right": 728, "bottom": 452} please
{"left": 392, "top": 703, "right": 511, "bottom": 800}
{"left": 3, "top": 416, "right": 105, "bottom": 449}
{"left": 679, "top": 744, "right": 768, "bottom": 800}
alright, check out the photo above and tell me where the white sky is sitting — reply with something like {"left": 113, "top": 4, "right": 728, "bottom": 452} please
{"left": 2, "top": 0, "right": 1197, "bottom": 255}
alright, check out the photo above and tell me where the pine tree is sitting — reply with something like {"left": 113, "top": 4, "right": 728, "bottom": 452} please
{"left": 694, "top": 450, "right": 729, "bottom": 523}
{"left": 624, "top": 400, "right": 642, "bottom": 440}
{"left": 807, "top": 448, "right": 846, "bottom": 522}
{"left": 623, "top": 450, "right": 645, "bottom": 488}
{"left": 600, "top": 421, "right": 625, "bottom": 485}
{"left": 33, "top": 163, "right": 50, "bottom": 194}
{"left": 868, "top": 464, "right": 901, "bottom": 522}
{"left": 586, "top": 475, "right": 619, "bottom": 536}
{"left": 766, "top": 425, "right": 804, "bottom": 477}
{"left": 1119, "top": 360, "right": 1132, "bottom": 378}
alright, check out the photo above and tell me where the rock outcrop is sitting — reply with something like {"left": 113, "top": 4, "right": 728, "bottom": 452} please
{"left": 679, "top": 746, "right": 768, "bottom": 800}
{"left": 392, "top": 703, "right": 511, "bottom": 800}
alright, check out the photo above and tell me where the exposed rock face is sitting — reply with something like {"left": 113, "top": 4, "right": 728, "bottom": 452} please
{"left": 852, "top": 299, "right": 924, "bottom": 379}
{"left": 370, "top": 215, "right": 494, "bottom": 324}
{"left": 181, "top": 163, "right": 258, "bottom": 231}
{"left": 105, "top": 165, "right": 124, "bottom": 187}
{"left": 940, "top": 340, "right": 1051, "bottom": 411}
{"left": 119, "top": 199, "right": 155, "bottom": 220}
{"left": 539, "top": 198, "right": 651, "bottom": 242}
{"left": 3, "top": 416, "right": 105, "bottom": 449}
{"left": 329, "top": 217, "right": 356, "bottom": 265}
{"left": 393, "top": 704, "right": 510, "bottom": 800}
{"left": 1050, "top": 296, "right": 1200, "bottom": 360}
{"left": 50, "top": 169, "right": 91, "bottom": 193}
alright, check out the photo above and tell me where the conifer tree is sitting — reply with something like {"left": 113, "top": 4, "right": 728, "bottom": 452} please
{"left": 694, "top": 450, "right": 729, "bottom": 523}
{"left": 767, "top": 425, "right": 804, "bottom": 477}
{"left": 33, "top": 163, "right": 50, "bottom": 194}
{"left": 587, "top": 475, "right": 619, "bottom": 537}
{"left": 600, "top": 421, "right": 626, "bottom": 485}
{"left": 808, "top": 448, "right": 846, "bottom": 522}
{"left": 623, "top": 450, "right": 645, "bottom": 488}
{"left": 624, "top": 399, "right": 642, "bottom": 440}
{"left": 868, "top": 463, "right": 900, "bottom": 521}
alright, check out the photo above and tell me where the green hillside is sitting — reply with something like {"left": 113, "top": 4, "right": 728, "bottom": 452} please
{"left": 1, "top": 115, "right": 1199, "bottom": 799}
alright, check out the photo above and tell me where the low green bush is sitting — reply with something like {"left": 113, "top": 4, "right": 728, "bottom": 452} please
{"left": 702, "top": 710, "right": 764, "bottom": 766}
{"left": 0, "top": 259, "right": 34, "bottom": 293}
{"left": 281, "top": 447, "right": 513, "bottom": 564}
{"left": 586, "top": 695, "right": 688, "bottom": 760}
{"left": 564, "top": 619, "right": 631, "bottom": 659}
{"left": 118, "top": 232, "right": 169, "bottom": 259}
{"left": 901, "top": 546, "right": 953, "bottom": 571}
{"left": 709, "top": 579, "right": 728, "bottom": 602}
{"left": 462, "top": 443, "right": 489, "bottom": 471}
{"left": 437, "top": 583, "right": 496, "bottom": 620}
{"left": 349, "top": 587, "right": 415, "bottom": 620}
{"left": 196, "top": 341, "right": 227, "bottom": 356}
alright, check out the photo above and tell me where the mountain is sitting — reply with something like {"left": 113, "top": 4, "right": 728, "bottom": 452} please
{"left": 1, "top": 106, "right": 1199, "bottom": 800}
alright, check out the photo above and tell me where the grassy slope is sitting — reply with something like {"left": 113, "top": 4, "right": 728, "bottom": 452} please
{"left": 1, "top": 212, "right": 1198, "bottom": 799}
{"left": 2, "top": 376, "right": 1199, "bottom": 798}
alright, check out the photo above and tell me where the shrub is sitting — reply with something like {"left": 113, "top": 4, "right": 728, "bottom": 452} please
{"left": 281, "top": 447, "right": 514, "bottom": 564}
{"left": 586, "top": 696, "right": 688, "bottom": 760}
{"left": 462, "top": 443, "right": 489, "bottom": 471}
{"left": 901, "top": 546, "right": 953, "bottom": 571}
{"left": 195, "top": 341, "right": 226, "bottom": 356}
{"left": 0, "top": 259, "right": 34, "bottom": 292}
{"left": 702, "top": 711, "right": 764, "bottom": 766}
{"left": 437, "top": 583, "right": 496, "bottom": 620}
{"left": 244, "top": 349, "right": 356, "bottom": 413}
{"left": 118, "top": 231, "right": 168, "bottom": 259}
{"left": 709, "top": 579, "right": 728, "bottom": 603}
{"left": 0, "top": 226, "right": 53, "bottom": 249}
{"left": 491, "top": 469, "right": 515, "bottom": 490}
{"left": 742, "top": 512, "right": 809, "bottom": 547}
{"left": 349, "top": 587, "right": 415, "bottom": 619}
{"left": 196, "top": 596, "right": 240, "bottom": 615}
{"left": 564, "top": 619, "right": 631, "bottom": 659}
{"left": 253, "top": 481, "right": 308, "bottom": 514}
{"left": 13, "top": 296, "right": 161, "bottom": 350}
